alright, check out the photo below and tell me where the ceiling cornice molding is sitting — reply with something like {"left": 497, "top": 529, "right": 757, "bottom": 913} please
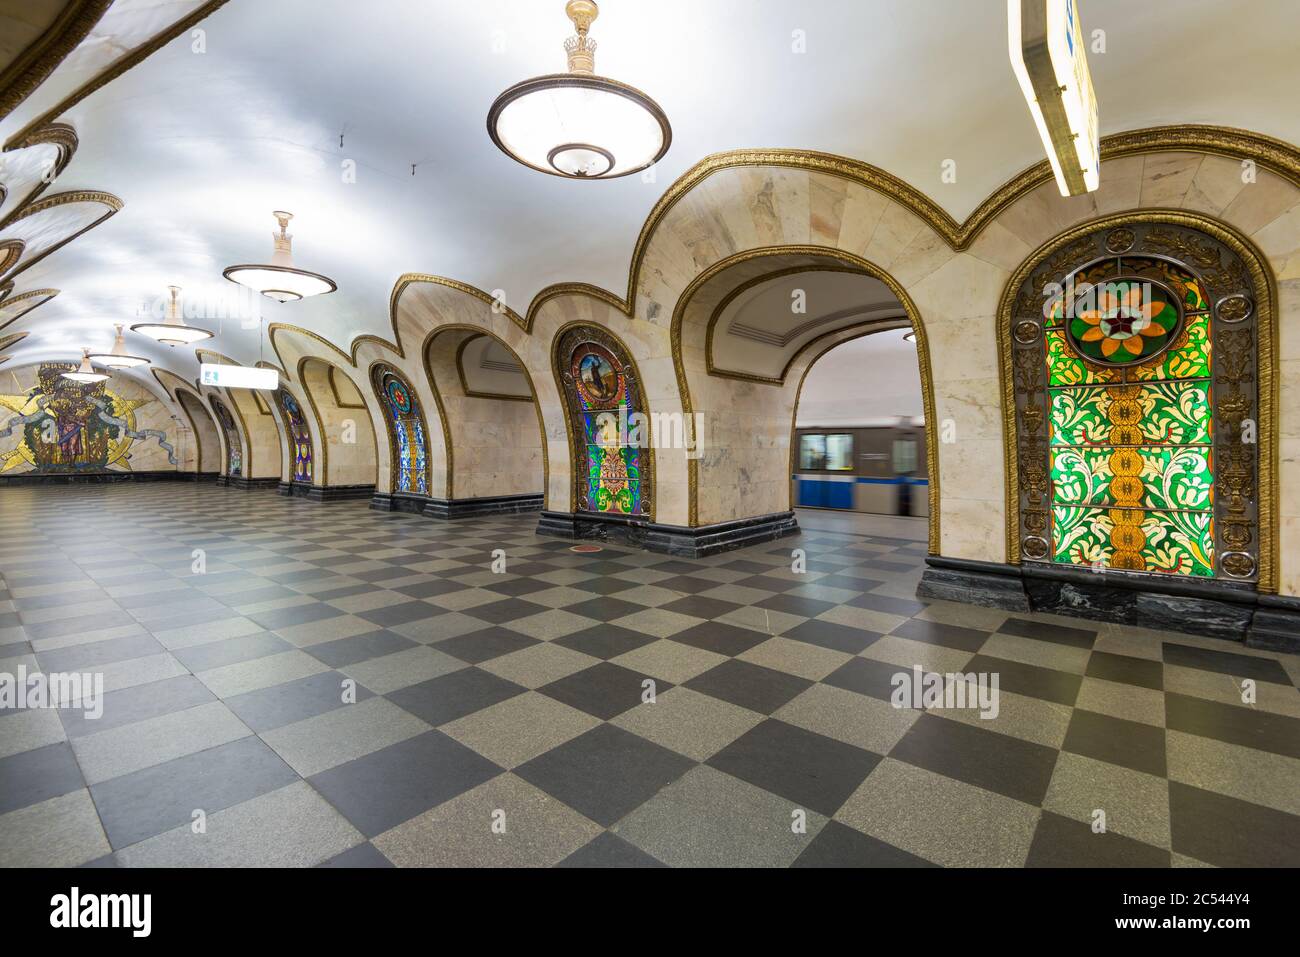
{"left": 0, "top": 0, "right": 114, "bottom": 122}
{"left": 0, "top": 188, "right": 122, "bottom": 282}
{"left": 386, "top": 125, "right": 1300, "bottom": 361}
{"left": 3, "top": 0, "right": 234, "bottom": 152}
{"left": 0, "top": 123, "right": 79, "bottom": 225}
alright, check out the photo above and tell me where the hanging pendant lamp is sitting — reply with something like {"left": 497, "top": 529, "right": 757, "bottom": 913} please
{"left": 223, "top": 211, "right": 337, "bottom": 302}
{"left": 89, "top": 323, "right": 151, "bottom": 368}
{"left": 487, "top": 1, "right": 670, "bottom": 179}
{"left": 62, "top": 348, "right": 111, "bottom": 383}
{"left": 131, "top": 286, "right": 213, "bottom": 345}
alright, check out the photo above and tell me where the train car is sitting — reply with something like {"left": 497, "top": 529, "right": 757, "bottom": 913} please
{"left": 791, "top": 422, "right": 929, "bottom": 517}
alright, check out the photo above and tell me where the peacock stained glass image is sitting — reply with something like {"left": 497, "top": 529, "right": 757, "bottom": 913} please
{"left": 1044, "top": 255, "right": 1215, "bottom": 577}
{"left": 276, "top": 389, "right": 312, "bottom": 483}
{"left": 569, "top": 339, "right": 645, "bottom": 516}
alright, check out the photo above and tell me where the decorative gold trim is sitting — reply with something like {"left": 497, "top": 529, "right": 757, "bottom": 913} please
{"left": 997, "top": 209, "right": 1277, "bottom": 593}
{"left": 550, "top": 320, "right": 655, "bottom": 522}
{"left": 0, "top": 241, "right": 24, "bottom": 276}
{"left": 3, "top": 1, "right": 233, "bottom": 151}
{"left": 2, "top": 189, "right": 122, "bottom": 280}
{"left": 0, "top": 288, "right": 58, "bottom": 333}
{"left": 670, "top": 245, "right": 939, "bottom": 553}
{"left": 703, "top": 263, "right": 910, "bottom": 384}
{"left": 327, "top": 364, "right": 365, "bottom": 409}
{"left": 0, "top": 0, "right": 112, "bottom": 122}
{"left": 455, "top": 333, "right": 533, "bottom": 401}
{"left": 421, "top": 324, "right": 550, "bottom": 508}
{"left": 0, "top": 123, "right": 79, "bottom": 226}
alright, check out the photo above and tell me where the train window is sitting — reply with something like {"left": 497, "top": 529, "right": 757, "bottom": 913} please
{"left": 799, "top": 434, "right": 827, "bottom": 470}
{"left": 893, "top": 437, "right": 917, "bottom": 474}
{"left": 826, "top": 434, "right": 854, "bottom": 470}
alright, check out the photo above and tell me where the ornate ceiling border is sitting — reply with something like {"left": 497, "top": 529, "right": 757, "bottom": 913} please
{"left": 0, "top": 0, "right": 113, "bottom": 121}
{"left": 1, "top": 188, "right": 122, "bottom": 280}
{"left": 0, "top": 124, "right": 79, "bottom": 225}
{"left": 3, "top": 1, "right": 233, "bottom": 151}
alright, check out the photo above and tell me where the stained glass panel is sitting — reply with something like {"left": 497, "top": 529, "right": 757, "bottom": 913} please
{"left": 1044, "top": 254, "right": 1215, "bottom": 577}
{"left": 373, "top": 366, "right": 428, "bottom": 496}
{"left": 276, "top": 389, "right": 312, "bottom": 483}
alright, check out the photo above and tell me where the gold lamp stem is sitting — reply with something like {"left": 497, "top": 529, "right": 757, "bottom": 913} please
{"left": 564, "top": 0, "right": 598, "bottom": 74}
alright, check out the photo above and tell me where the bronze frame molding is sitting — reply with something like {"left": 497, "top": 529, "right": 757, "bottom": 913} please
{"left": 0, "top": 0, "right": 113, "bottom": 122}
{"left": 996, "top": 208, "right": 1278, "bottom": 593}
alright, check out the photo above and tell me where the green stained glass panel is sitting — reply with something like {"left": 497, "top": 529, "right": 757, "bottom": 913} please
{"left": 1052, "top": 506, "right": 1215, "bottom": 577}
{"left": 1049, "top": 380, "right": 1213, "bottom": 447}
{"left": 1050, "top": 446, "right": 1213, "bottom": 511}
{"left": 1047, "top": 312, "right": 1211, "bottom": 386}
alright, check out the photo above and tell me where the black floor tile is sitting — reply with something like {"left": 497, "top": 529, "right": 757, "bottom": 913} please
{"left": 561, "top": 597, "right": 647, "bottom": 622}
{"left": 845, "top": 592, "right": 927, "bottom": 617}
{"left": 670, "top": 621, "right": 769, "bottom": 657}
{"left": 90, "top": 736, "right": 297, "bottom": 848}
{"left": 890, "top": 618, "right": 992, "bottom": 652}
{"left": 783, "top": 619, "right": 880, "bottom": 654}
{"left": 465, "top": 598, "right": 549, "bottom": 625}
{"left": 1164, "top": 692, "right": 1300, "bottom": 759}
{"left": 1026, "top": 811, "right": 1171, "bottom": 867}
{"left": 707, "top": 719, "right": 880, "bottom": 817}
{"left": 1169, "top": 782, "right": 1300, "bottom": 868}
{"left": 965, "top": 653, "right": 1083, "bottom": 706}
{"left": 171, "top": 631, "right": 291, "bottom": 672}
{"left": 558, "top": 832, "right": 667, "bottom": 868}
{"left": 0, "top": 742, "right": 85, "bottom": 814}
{"left": 1085, "top": 650, "right": 1164, "bottom": 691}
{"left": 999, "top": 617, "right": 1097, "bottom": 649}
{"left": 655, "top": 595, "right": 744, "bottom": 620}
{"left": 58, "top": 674, "right": 214, "bottom": 738}
{"left": 317, "top": 842, "right": 395, "bottom": 867}
{"left": 393, "top": 579, "right": 466, "bottom": 599}
{"left": 310, "top": 731, "right": 502, "bottom": 837}
{"left": 433, "top": 626, "right": 540, "bottom": 664}
{"left": 754, "top": 593, "right": 836, "bottom": 618}
{"left": 1062, "top": 709, "right": 1167, "bottom": 777}
{"left": 540, "top": 662, "right": 674, "bottom": 720}
{"left": 358, "top": 600, "right": 445, "bottom": 628}
{"left": 387, "top": 668, "right": 526, "bottom": 726}
{"left": 792, "top": 820, "right": 936, "bottom": 867}
{"left": 515, "top": 724, "right": 693, "bottom": 827}
{"left": 307, "top": 630, "right": 418, "bottom": 668}
{"left": 224, "top": 670, "right": 374, "bottom": 732}
{"left": 890, "top": 713, "right": 1059, "bottom": 805}
{"left": 1162, "top": 642, "right": 1293, "bottom": 685}
{"left": 553, "top": 624, "right": 658, "bottom": 660}
{"left": 685, "top": 659, "right": 812, "bottom": 714}
{"left": 35, "top": 633, "right": 164, "bottom": 672}
{"left": 822, "top": 657, "right": 920, "bottom": 705}
{"left": 247, "top": 602, "right": 345, "bottom": 631}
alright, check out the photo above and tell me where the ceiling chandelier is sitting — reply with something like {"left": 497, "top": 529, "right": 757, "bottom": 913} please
{"left": 89, "top": 323, "right": 151, "bottom": 368}
{"left": 223, "top": 211, "right": 337, "bottom": 302}
{"left": 62, "top": 348, "right": 111, "bottom": 383}
{"left": 131, "top": 285, "right": 214, "bottom": 345}
{"left": 487, "top": 1, "right": 670, "bottom": 179}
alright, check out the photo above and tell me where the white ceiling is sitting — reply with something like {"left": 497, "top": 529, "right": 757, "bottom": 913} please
{"left": 2, "top": 0, "right": 1299, "bottom": 380}
{"left": 796, "top": 328, "right": 923, "bottom": 427}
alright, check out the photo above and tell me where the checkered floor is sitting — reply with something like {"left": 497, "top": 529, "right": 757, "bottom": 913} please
{"left": 1, "top": 485, "right": 1298, "bottom": 868}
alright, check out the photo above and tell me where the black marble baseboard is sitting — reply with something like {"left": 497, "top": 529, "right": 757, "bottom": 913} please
{"left": 536, "top": 509, "right": 799, "bottom": 558}
{"left": 918, "top": 556, "right": 1300, "bottom": 651}
{"left": 278, "top": 482, "right": 375, "bottom": 502}
{"left": 424, "top": 493, "right": 544, "bottom": 519}
{"left": 0, "top": 470, "right": 211, "bottom": 486}
{"left": 370, "top": 492, "right": 427, "bottom": 515}
{"left": 225, "top": 475, "right": 280, "bottom": 490}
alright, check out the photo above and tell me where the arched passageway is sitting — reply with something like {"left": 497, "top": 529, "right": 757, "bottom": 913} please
{"left": 294, "top": 357, "right": 378, "bottom": 501}
{"left": 422, "top": 326, "right": 546, "bottom": 518}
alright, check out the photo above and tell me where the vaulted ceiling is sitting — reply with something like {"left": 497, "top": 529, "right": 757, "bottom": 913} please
{"left": 1, "top": 0, "right": 1298, "bottom": 380}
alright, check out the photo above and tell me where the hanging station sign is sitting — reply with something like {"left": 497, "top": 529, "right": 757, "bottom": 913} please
{"left": 200, "top": 363, "right": 279, "bottom": 390}
{"left": 1008, "top": 0, "right": 1100, "bottom": 196}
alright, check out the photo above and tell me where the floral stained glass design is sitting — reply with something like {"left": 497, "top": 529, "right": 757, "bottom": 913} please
{"left": 276, "top": 389, "right": 312, "bottom": 483}
{"left": 1045, "top": 256, "right": 1214, "bottom": 577}
{"left": 373, "top": 366, "right": 428, "bottom": 496}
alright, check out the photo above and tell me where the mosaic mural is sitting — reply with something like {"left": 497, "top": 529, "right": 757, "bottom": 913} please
{"left": 1011, "top": 222, "right": 1261, "bottom": 582}
{"left": 372, "top": 364, "right": 428, "bottom": 495}
{"left": 557, "top": 326, "right": 650, "bottom": 517}
{"left": 275, "top": 388, "right": 312, "bottom": 483}
{"left": 0, "top": 363, "right": 177, "bottom": 473}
